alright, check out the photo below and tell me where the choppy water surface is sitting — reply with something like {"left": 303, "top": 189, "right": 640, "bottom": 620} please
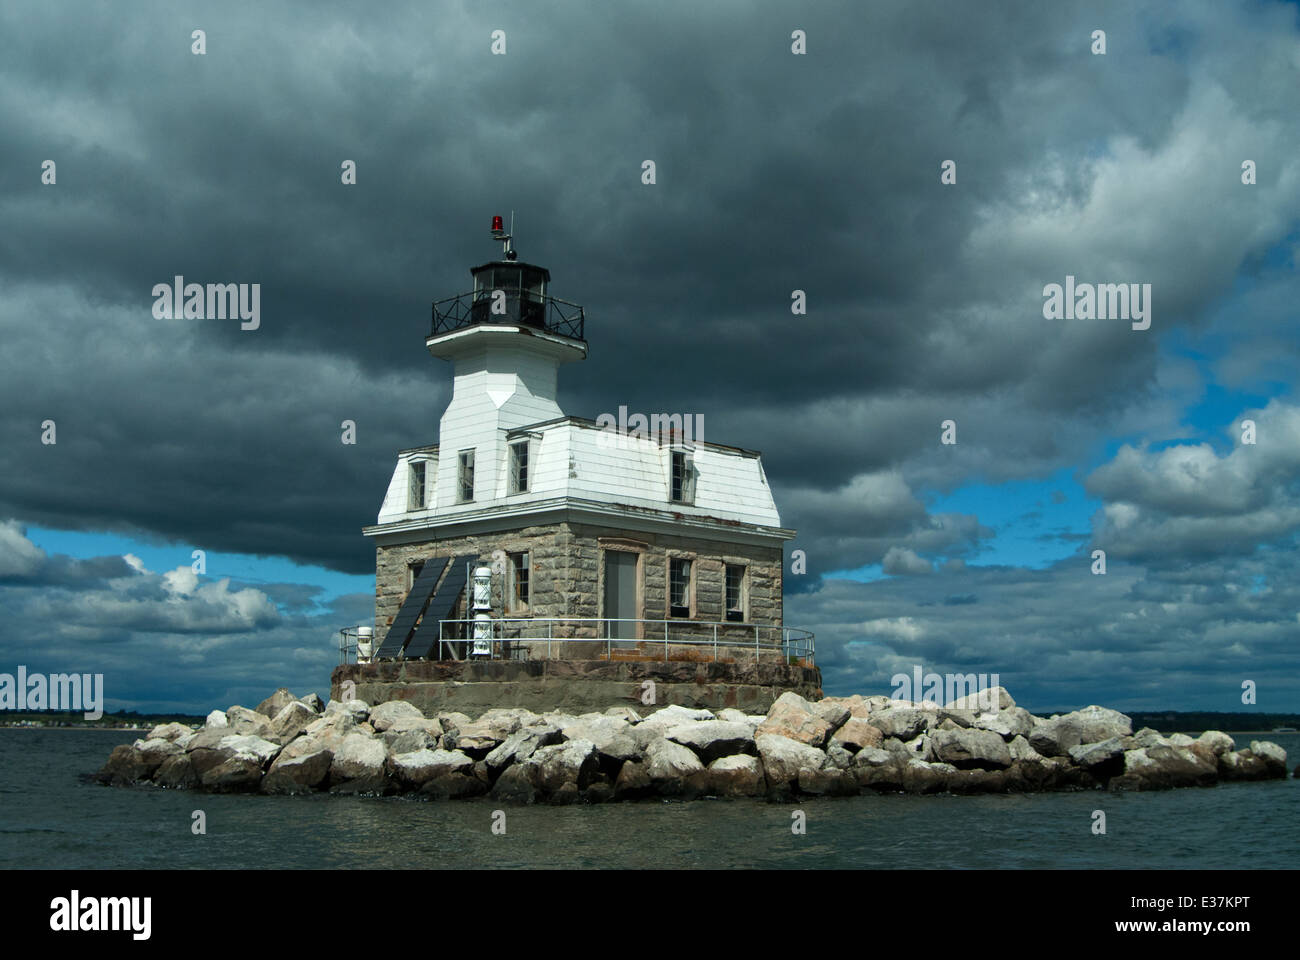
{"left": 1, "top": 729, "right": 1296, "bottom": 869}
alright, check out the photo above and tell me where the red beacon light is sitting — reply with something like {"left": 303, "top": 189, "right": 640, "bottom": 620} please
{"left": 490, "top": 212, "right": 515, "bottom": 259}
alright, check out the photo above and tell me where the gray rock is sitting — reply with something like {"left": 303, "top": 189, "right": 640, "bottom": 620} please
{"left": 218, "top": 734, "right": 281, "bottom": 766}
{"left": 901, "top": 759, "right": 961, "bottom": 794}
{"left": 270, "top": 701, "right": 318, "bottom": 744}
{"left": 132, "top": 738, "right": 183, "bottom": 776}
{"left": 390, "top": 748, "right": 473, "bottom": 787}
{"left": 489, "top": 765, "right": 536, "bottom": 803}
{"left": 825, "top": 741, "right": 855, "bottom": 770}
{"left": 1122, "top": 745, "right": 1218, "bottom": 789}
{"left": 369, "top": 700, "right": 426, "bottom": 732}
{"left": 1029, "top": 705, "right": 1132, "bottom": 757}
{"left": 255, "top": 687, "right": 297, "bottom": 718}
{"left": 298, "top": 692, "right": 325, "bottom": 713}
{"left": 1197, "top": 730, "right": 1235, "bottom": 757}
{"left": 1068, "top": 737, "right": 1125, "bottom": 770}
{"left": 387, "top": 727, "right": 441, "bottom": 755}
{"left": 455, "top": 718, "right": 514, "bottom": 755}
{"left": 329, "top": 733, "right": 387, "bottom": 782}
{"left": 613, "top": 760, "right": 654, "bottom": 799}
{"left": 155, "top": 754, "right": 197, "bottom": 789}
{"left": 879, "top": 737, "right": 913, "bottom": 762}
{"left": 644, "top": 738, "right": 705, "bottom": 785}
{"left": 420, "top": 772, "right": 487, "bottom": 799}
{"left": 808, "top": 699, "right": 851, "bottom": 734}
{"left": 96, "top": 744, "right": 150, "bottom": 785}
{"left": 639, "top": 704, "right": 716, "bottom": 729}
{"left": 200, "top": 756, "right": 264, "bottom": 792}
{"left": 665, "top": 720, "right": 756, "bottom": 764}
{"left": 263, "top": 748, "right": 332, "bottom": 794}
{"left": 1008, "top": 735, "right": 1041, "bottom": 761}
{"left": 1132, "top": 727, "right": 1171, "bottom": 749}
{"left": 485, "top": 726, "right": 563, "bottom": 771}
{"left": 325, "top": 698, "right": 371, "bottom": 722}
{"left": 798, "top": 766, "right": 858, "bottom": 796}
{"left": 1248, "top": 740, "right": 1288, "bottom": 776}
{"left": 190, "top": 734, "right": 280, "bottom": 779}
{"left": 204, "top": 709, "right": 228, "bottom": 729}
{"left": 603, "top": 706, "right": 642, "bottom": 723}
{"left": 560, "top": 716, "right": 637, "bottom": 761}
{"left": 902, "top": 733, "right": 936, "bottom": 762}
{"left": 853, "top": 748, "right": 904, "bottom": 791}
{"left": 706, "top": 755, "right": 766, "bottom": 797}
{"left": 931, "top": 727, "right": 1012, "bottom": 769}
{"left": 525, "top": 739, "right": 598, "bottom": 794}
{"left": 947, "top": 685, "right": 1016, "bottom": 711}
{"left": 867, "top": 706, "right": 932, "bottom": 742}
{"left": 755, "top": 733, "right": 831, "bottom": 786}
{"left": 225, "top": 706, "right": 274, "bottom": 739}
{"left": 970, "top": 707, "right": 1036, "bottom": 740}
{"left": 147, "top": 722, "right": 194, "bottom": 742}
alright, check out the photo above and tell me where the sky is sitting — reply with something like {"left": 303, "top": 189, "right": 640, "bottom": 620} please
{"left": 1, "top": 0, "right": 1297, "bottom": 714}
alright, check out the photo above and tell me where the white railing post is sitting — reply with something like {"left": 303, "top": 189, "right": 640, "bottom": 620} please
{"left": 713, "top": 622, "right": 717, "bottom": 661}
{"left": 755, "top": 625, "right": 760, "bottom": 663}
{"left": 664, "top": 620, "right": 669, "bottom": 659}
{"left": 548, "top": 620, "right": 553, "bottom": 660}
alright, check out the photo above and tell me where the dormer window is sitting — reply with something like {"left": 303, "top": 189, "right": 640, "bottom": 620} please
{"left": 457, "top": 450, "right": 475, "bottom": 503}
{"left": 509, "top": 440, "right": 529, "bottom": 494}
{"left": 670, "top": 450, "right": 695, "bottom": 504}
{"left": 407, "top": 461, "right": 426, "bottom": 510}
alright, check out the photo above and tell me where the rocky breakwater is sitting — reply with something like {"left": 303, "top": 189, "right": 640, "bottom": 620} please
{"left": 93, "top": 686, "right": 1290, "bottom": 802}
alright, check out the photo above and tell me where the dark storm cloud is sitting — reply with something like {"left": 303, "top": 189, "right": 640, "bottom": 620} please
{"left": 2, "top": 1, "right": 1299, "bottom": 707}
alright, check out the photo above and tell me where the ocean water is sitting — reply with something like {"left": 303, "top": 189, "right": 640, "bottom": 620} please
{"left": 1, "top": 729, "right": 1296, "bottom": 869}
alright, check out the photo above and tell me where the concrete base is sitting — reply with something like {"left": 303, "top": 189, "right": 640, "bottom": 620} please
{"left": 331, "top": 659, "right": 822, "bottom": 717}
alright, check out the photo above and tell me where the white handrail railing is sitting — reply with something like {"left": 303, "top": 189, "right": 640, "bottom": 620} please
{"left": 339, "top": 617, "right": 814, "bottom": 666}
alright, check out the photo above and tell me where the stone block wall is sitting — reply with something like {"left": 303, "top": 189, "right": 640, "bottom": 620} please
{"left": 333, "top": 659, "right": 822, "bottom": 716}
{"left": 374, "top": 520, "right": 788, "bottom": 655}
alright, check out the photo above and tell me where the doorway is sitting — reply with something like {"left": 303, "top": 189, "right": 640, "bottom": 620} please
{"left": 603, "top": 550, "right": 640, "bottom": 640}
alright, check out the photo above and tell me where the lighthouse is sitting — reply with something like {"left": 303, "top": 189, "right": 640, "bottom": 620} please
{"left": 338, "top": 217, "right": 819, "bottom": 714}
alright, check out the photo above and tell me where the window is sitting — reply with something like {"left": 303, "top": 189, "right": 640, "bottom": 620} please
{"left": 509, "top": 552, "right": 530, "bottom": 610}
{"left": 407, "top": 560, "right": 425, "bottom": 593}
{"left": 509, "top": 440, "right": 529, "bottom": 494}
{"left": 669, "top": 557, "right": 692, "bottom": 618}
{"left": 670, "top": 450, "right": 695, "bottom": 504}
{"left": 725, "top": 564, "right": 746, "bottom": 622}
{"left": 458, "top": 450, "right": 475, "bottom": 503}
{"left": 407, "top": 461, "right": 426, "bottom": 510}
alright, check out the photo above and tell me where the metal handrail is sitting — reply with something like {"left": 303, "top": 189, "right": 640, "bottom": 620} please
{"left": 344, "top": 616, "right": 814, "bottom": 666}
{"left": 337, "top": 625, "right": 376, "bottom": 666}
{"left": 430, "top": 290, "right": 586, "bottom": 341}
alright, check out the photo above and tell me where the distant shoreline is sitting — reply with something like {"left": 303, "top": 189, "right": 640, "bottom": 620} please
{"left": 0, "top": 724, "right": 170, "bottom": 732}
